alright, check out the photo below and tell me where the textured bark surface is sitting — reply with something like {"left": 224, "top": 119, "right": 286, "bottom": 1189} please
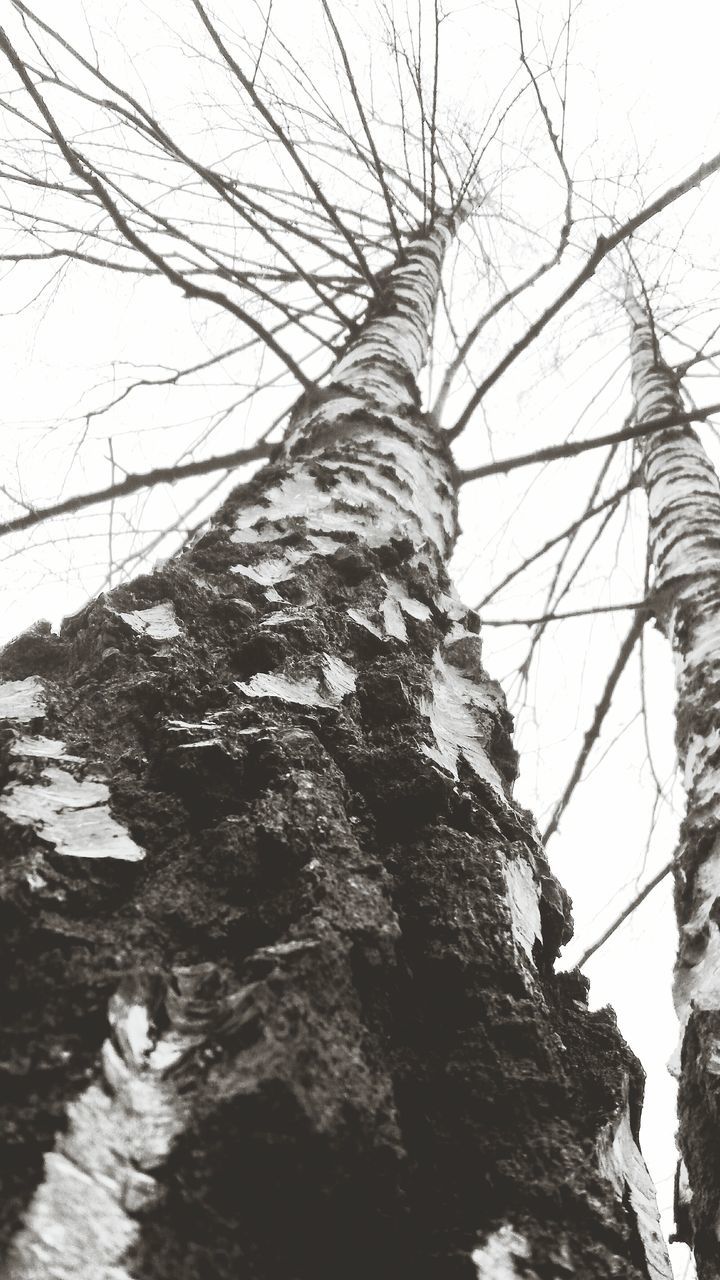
{"left": 628, "top": 293, "right": 720, "bottom": 1276}
{"left": 0, "top": 230, "right": 668, "bottom": 1279}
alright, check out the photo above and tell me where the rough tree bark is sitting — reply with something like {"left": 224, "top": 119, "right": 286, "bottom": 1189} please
{"left": 628, "top": 291, "right": 720, "bottom": 1277}
{"left": 0, "top": 219, "right": 669, "bottom": 1280}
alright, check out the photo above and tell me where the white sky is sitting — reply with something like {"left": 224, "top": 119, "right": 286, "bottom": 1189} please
{"left": 3, "top": 2, "right": 720, "bottom": 1274}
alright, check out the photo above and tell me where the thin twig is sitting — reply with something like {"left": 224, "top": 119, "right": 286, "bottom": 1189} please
{"left": 475, "top": 478, "right": 635, "bottom": 608}
{"left": 448, "top": 146, "right": 720, "bottom": 440}
{"left": 479, "top": 599, "right": 646, "bottom": 627}
{"left": 576, "top": 860, "right": 673, "bottom": 969}
{"left": 542, "top": 609, "right": 648, "bottom": 842}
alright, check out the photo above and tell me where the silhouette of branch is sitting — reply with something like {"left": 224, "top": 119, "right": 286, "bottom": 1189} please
{"left": 320, "top": 0, "right": 403, "bottom": 252}
{"left": 448, "top": 147, "right": 720, "bottom": 440}
{"left": 0, "top": 26, "right": 317, "bottom": 391}
{"left": 475, "top": 478, "right": 636, "bottom": 608}
{"left": 479, "top": 600, "right": 646, "bottom": 627}
{"left": 542, "top": 609, "right": 649, "bottom": 842}
{"left": 189, "top": 0, "right": 379, "bottom": 293}
{"left": 0, "top": 442, "right": 271, "bottom": 540}
{"left": 576, "top": 860, "right": 673, "bottom": 969}
{"left": 459, "top": 402, "right": 720, "bottom": 482}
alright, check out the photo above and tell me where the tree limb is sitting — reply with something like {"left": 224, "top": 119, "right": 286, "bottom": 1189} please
{"left": 542, "top": 609, "right": 648, "bottom": 842}
{"left": 576, "top": 860, "right": 673, "bottom": 969}
{"left": 458, "top": 402, "right": 720, "bottom": 482}
{"left": 448, "top": 146, "right": 720, "bottom": 440}
{"left": 0, "top": 442, "right": 271, "bottom": 540}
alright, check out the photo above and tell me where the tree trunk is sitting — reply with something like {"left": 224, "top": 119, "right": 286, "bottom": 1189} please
{"left": 0, "top": 223, "right": 669, "bottom": 1280}
{"left": 628, "top": 291, "right": 720, "bottom": 1276}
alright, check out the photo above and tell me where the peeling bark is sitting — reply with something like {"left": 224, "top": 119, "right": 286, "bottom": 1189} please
{"left": 628, "top": 291, "right": 720, "bottom": 1276}
{"left": 0, "top": 225, "right": 667, "bottom": 1279}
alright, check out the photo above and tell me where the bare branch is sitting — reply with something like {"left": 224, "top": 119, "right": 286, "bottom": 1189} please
{"left": 432, "top": 249, "right": 567, "bottom": 418}
{"left": 479, "top": 599, "right": 646, "bottom": 627}
{"left": 448, "top": 146, "right": 720, "bottom": 440}
{"left": 188, "top": 0, "right": 379, "bottom": 293}
{"left": 0, "top": 441, "right": 271, "bottom": 540}
{"left": 513, "top": 0, "right": 573, "bottom": 252}
{"left": 459, "top": 401, "right": 720, "bottom": 483}
{"left": 320, "top": 0, "right": 404, "bottom": 253}
{"left": 576, "top": 860, "right": 673, "bottom": 969}
{"left": 542, "top": 609, "right": 648, "bottom": 842}
{"left": 0, "top": 26, "right": 317, "bottom": 391}
{"left": 8, "top": 3, "right": 361, "bottom": 327}
{"left": 475, "top": 479, "right": 636, "bottom": 608}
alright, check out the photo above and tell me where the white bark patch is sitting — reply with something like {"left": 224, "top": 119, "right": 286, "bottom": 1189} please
{"left": 327, "top": 417, "right": 452, "bottom": 502}
{"left": 370, "top": 435, "right": 455, "bottom": 546}
{"left": 321, "top": 654, "right": 357, "bottom": 700}
{"left": 285, "top": 547, "right": 316, "bottom": 566}
{"left": 237, "top": 655, "right": 356, "bottom": 708}
{"left": 380, "top": 578, "right": 432, "bottom": 642}
{"left": 437, "top": 592, "right": 470, "bottom": 624}
{"left": 684, "top": 609, "right": 720, "bottom": 672}
{"left": 284, "top": 395, "right": 366, "bottom": 447}
{"left": 307, "top": 533, "right": 343, "bottom": 555}
{"left": 230, "top": 443, "right": 449, "bottom": 556}
{"left": 597, "top": 1095, "right": 672, "bottom": 1280}
{"left": 401, "top": 596, "right": 432, "bottom": 622}
{"left": 0, "top": 765, "right": 144, "bottom": 862}
{"left": 347, "top": 608, "right": 384, "bottom": 639}
{"left": 7, "top": 977, "right": 207, "bottom": 1280}
{"left": 329, "top": 354, "right": 416, "bottom": 408}
{"left": 260, "top": 609, "right": 307, "bottom": 628}
{"left": 231, "top": 471, "right": 326, "bottom": 532}
{"left": 673, "top": 836, "right": 720, "bottom": 1046}
{"left": 167, "top": 718, "right": 219, "bottom": 734}
{"left": 419, "top": 652, "right": 506, "bottom": 797}
{"left": 0, "top": 676, "right": 45, "bottom": 722}
{"left": 231, "top": 470, "right": 391, "bottom": 547}
{"left": 504, "top": 859, "right": 542, "bottom": 963}
{"left": 317, "top": 468, "right": 421, "bottom": 545}
{"left": 684, "top": 726, "right": 720, "bottom": 795}
{"left": 471, "top": 1225, "right": 531, "bottom": 1278}
{"left": 237, "top": 672, "right": 330, "bottom": 707}
{"left": 381, "top": 590, "right": 407, "bottom": 641}
{"left": 227, "top": 524, "right": 277, "bottom": 544}
{"left": 13, "top": 736, "right": 84, "bottom": 762}
{"left": 233, "top": 557, "right": 297, "bottom": 586}
{"left": 317, "top": 455, "right": 431, "bottom": 528}
{"left": 116, "top": 601, "right": 181, "bottom": 641}
{"left": 258, "top": 938, "right": 321, "bottom": 959}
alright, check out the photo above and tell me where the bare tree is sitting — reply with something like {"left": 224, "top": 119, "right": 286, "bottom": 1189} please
{"left": 1, "top": 2, "right": 720, "bottom": 1277}
{"left": 625, "top": 287, "right": 720, "bottom": 1278}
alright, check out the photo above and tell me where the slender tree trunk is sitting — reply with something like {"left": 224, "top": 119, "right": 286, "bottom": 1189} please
{"left": 628, "top": 291, "right": 720, "bottom": 1276}
{"left": 0, "top": 222, "right": 668, "bottom": 1280}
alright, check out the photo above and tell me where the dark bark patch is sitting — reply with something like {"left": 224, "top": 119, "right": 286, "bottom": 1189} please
{"left": 0, "top": 621, "right": 67, "bottom": 680}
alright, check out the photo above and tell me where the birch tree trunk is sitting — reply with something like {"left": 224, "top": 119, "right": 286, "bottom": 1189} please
{"left": 0, "top": 220, "right": 669, "bottom": 1280}
{"left": 628, "top": 291, "right": 720, "bottom": 1276}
